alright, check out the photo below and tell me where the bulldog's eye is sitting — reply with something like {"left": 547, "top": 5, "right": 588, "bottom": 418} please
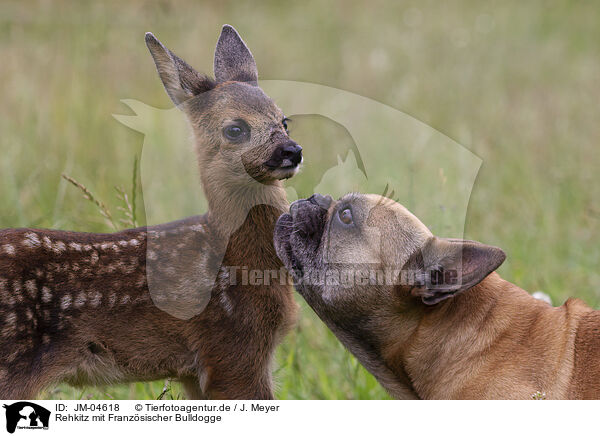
{"left": 223, "top": 120, "right": 250, "bottom": 142}
{"left": 338, "top": 207, "right": 353, "bottom": 225}
{"left": 282, "top": 117, "right": 290, "bottom": 133}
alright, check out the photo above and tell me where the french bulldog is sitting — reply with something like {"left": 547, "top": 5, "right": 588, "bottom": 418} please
{"left": 274, "top": 193, "right": 600, "bottom": 399}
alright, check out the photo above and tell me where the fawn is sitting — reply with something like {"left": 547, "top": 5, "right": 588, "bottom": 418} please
{"left": 0, "top": 25, "right": 301, "bottom": 399}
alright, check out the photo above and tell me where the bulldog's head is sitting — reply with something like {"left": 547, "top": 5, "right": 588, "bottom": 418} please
{"left": 274, "top": 193, "right": 506, "bottom": 313}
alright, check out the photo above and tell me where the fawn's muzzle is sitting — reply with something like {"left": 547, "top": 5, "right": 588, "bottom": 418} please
{"left": 266, "top": 141, "right": 303, "bottom": 169}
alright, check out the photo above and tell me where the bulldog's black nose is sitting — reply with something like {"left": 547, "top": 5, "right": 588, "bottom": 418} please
{"left": 309, "top": 193, "right": 333, "bottom": 210}
{"left": 289, "top": 199, "right": 305, "bottom": 220}
{"left": 280, "top": 142, "right": 303, "bottom": 166}
{"left": 289, "top": 196, "right": 327, "bottom": 238}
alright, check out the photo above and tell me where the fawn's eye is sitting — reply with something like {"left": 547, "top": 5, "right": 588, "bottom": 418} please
{"left": 223, "top": 120, "right": 250, "bottom": 142}
{"left": 282, "top": 117, "right": 290, "bottom": 133}
{"left": 338, "top": 207, "right": 353, "bottom": 226}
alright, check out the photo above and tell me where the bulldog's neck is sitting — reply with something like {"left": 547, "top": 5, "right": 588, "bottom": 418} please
{"left": 386, "top": 273, "right": 585, "bottom": 399}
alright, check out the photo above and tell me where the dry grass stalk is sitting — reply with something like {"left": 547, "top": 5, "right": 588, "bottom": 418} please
{"left": 61, "top": 173, "right": 117, "bottom": 230}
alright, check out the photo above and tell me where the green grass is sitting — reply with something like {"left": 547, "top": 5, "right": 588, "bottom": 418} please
{"left": 1, "top": 0, "right": 599, "bottom": 399}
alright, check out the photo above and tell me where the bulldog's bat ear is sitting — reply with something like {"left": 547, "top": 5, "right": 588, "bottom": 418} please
{"left": 214, "top": 25, "right": 258, "bottom": 84}
{"left": 145, "top": 32, "right": 215, "bottom": 107}
{"left": 412, "top": 237, "right": 506, "bottom": 305}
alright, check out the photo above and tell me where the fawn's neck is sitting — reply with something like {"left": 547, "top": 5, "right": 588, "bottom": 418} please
{"left": 205, "top": 179, "right": 288, "bottom": 248}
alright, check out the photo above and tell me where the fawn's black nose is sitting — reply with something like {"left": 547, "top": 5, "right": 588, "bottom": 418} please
{"left": 281, "top": 142, "right": 303, "bottom": 166}
{"left": 266, "top": 141, "right": 303, "bottom": 168}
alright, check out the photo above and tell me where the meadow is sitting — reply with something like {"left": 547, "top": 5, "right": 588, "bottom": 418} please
{"left": 0, "top": 1, "right": 598, "bottom": 399}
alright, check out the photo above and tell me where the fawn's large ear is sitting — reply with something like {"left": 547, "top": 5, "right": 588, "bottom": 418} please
{"left": 145, "top": 32, "right": 214, "bottom": 107}
{"left": 214, "top": 25, "right": 258, "bottom": 84}
{"left": 411, "top": 237, "right": 506, "bottom": 305}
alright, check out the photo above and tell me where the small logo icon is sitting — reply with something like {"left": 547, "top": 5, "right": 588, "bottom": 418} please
{"left": 3, "top": 402, "right": 50, "bottom": 434}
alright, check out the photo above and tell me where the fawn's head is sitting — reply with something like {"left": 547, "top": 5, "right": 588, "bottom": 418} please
{"left": 145, "top": 25, "right": 302, "bottom": 193}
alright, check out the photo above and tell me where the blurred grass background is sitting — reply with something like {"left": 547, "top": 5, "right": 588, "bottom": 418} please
{"left": 1, "top": 0, "right": 599, "bottom": 399}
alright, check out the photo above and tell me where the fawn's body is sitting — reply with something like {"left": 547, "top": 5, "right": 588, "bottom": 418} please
{"left": 1, "top": 208, "right": 294, "bottom": 399}
{"left": 0, "top": 26, "right": 301, "bottom": 399}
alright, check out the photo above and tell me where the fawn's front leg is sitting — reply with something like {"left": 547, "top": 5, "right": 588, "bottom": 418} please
{"left": 180, "top": 375, "right": 207, "bottom": 400}
{"left": 202, "top": 364, "right": 274, "bottom": 400}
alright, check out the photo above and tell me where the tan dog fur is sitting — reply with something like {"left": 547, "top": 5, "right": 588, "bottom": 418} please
{"left": 274, "top": 193, "right": 600, "bottom": 399}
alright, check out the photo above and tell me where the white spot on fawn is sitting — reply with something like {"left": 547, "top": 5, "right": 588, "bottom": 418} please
{"left": 90, "top": 251, "right": 99, "bottom": 264}
{"left": 219, "top": 291, "right": 234, "bottom": 315}
{"left": 2, "top": 244, "right": 15, "bottom": 256}
{"left": 90, "top": 292, "right": 102, "bottom": 307}
{"left": 74, "top": 292, "right": 87, "bottom": 308}
{"left": 218, "top": 269, "right": 230, "bottom": 291}
{"left": 25, "top": 280, "right": 37, "bottom": 298}
{"left": 43, "top": 236, "right": 52, "bottom": 250}
{"left": 23, "top": 232, "right": 41, "bottom": 248}
{"left": 189, "top": 224, "right": 205, "bottom": 233}
{"left": 69, "top": 242, "right": 83, "bottom": 251}
{"left": 61, "top": 294, "right": 72, "bottom": 309}
{"left": 121, "top": 295, "right": 130, "bottom": 304}
{"left": 129, "top": 239, "right": 140, "bottom": 246}
{"left": 41, "top": 286, "right": 52, "bottom": 303}
{"left": 118, "top": 240, "right": 129, "bottom": 247}
{"left": 53, "top": 241, "right": 66, "bottom": 253}
{"left": 147, "top": 230, "right": 161, "bottom": 239}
